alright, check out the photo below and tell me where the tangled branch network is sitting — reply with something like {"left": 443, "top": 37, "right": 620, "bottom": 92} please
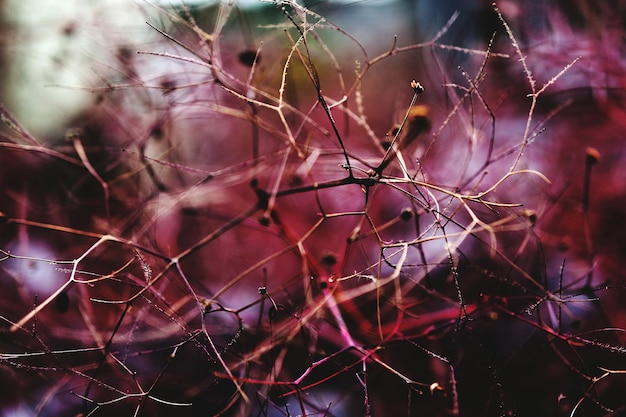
{"left": 1, "top": 1, "right": 626, "bottom": 416}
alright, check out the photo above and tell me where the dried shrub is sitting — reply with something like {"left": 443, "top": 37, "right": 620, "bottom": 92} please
{"left": 1, "top": 1, "right": 625, "bottom": 416}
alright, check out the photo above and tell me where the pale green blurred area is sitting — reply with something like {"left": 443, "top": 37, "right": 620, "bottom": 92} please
{"left": 1, "top": 0, "right": 162, "bottom": 138}
{"left": 0, "top": 0, "right": 497, "bottom": 140}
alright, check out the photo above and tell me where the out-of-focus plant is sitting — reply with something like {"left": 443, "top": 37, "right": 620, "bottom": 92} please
{"left": 1, "top": 1, "right": 625, "bottom": 416}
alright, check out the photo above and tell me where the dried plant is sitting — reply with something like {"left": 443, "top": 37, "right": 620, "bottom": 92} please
{"left": 1, "top": 1, "right": 625, "bottom": 416}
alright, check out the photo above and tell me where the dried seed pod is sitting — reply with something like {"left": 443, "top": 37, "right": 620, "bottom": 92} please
{"left": 383, "top": 104, "right": 431, "bottom": 151}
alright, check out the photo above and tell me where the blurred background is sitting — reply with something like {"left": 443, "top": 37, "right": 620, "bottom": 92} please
{"left": 0, "top": 0, "right": 528, "bottom": 138}
{"left": 1, "top": 1, "right": 626, "bottom": 416}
